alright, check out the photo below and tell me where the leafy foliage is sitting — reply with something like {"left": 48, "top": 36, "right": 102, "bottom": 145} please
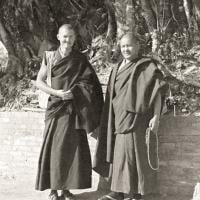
{"left": 1, "top": 0, "right": 200, "bottom": 114}
{"left": 155, "top": 32, "right": 200, "bottom": 115}
{"left": 0, "top": 0, "right": 111, "bottom": 110}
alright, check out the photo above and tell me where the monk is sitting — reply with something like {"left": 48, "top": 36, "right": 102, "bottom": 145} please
{"left": 93, "top": 33, "right": 168, "bottom": 200}
{"left": 35, "top": 24, "right": 103, "bottom": 200}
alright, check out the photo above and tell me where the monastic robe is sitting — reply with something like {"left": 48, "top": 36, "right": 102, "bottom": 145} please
{"left": 93, "top": 57, "right": 168, "bottom": 195}
{"left": 36, "top": 49, "right": 103, "bottom": 191}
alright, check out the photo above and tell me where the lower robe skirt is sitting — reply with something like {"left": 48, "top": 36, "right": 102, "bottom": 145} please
{"left": 36, "top": 108, "right": 92, "bottom": 191}
{"left": 111, "top": 122, "right": 158, "bottom": 196}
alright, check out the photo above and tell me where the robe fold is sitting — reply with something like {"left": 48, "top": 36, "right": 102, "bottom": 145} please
{"left": 36, "top": 49, "right": 103, "bottom": 191}
{"left": 93, "top": 57, "right": 168, "bottom": 195}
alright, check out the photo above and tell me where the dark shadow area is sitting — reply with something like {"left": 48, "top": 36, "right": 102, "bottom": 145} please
{"left": 75, "top": 191, "right": 191, "bottom": 200}
{"left": 74, "top": 190, "right": 107, "bottom": 200}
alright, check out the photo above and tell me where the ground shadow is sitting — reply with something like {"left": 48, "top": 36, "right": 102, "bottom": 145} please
{"left": 74, "top": 190, "right": 106, "bottom": 200}
{"left": 74, "top": 190, "right": 143, "bottom": 200}
{"left": 74, "top": 190, "right": 191, "bottom": 200}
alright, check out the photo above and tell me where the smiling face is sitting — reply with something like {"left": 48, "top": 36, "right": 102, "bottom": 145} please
{"left": 120, "top": 33, "right": 140, "bottom": 61}
{"left": 57, "top": 25, "right": 76, "bottom": 50}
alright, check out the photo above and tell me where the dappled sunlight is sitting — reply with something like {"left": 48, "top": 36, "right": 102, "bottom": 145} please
{"left": 0, "top": 41, "right": 8, "bottom": 71}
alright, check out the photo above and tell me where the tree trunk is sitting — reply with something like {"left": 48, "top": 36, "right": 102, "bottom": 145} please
{"left": 104, "top": 0, "right": 117, "bottom": 42}
{"left": 170, "top": 0, "right": 185, "bottom": 31}
{"left": 193, "top": 0, "right": 200, "bottom": 28}
{"left": 139, "top": 0, "right": 161, "bottom": 53}
{"left": 126, "top": 0, "right": 136, "bottom": 32}
{"left": 0, "top": 19, "right": 24, "bottom": 76}
{"left": 183, "top": 0, "right": 199, "bottom": 31}
{"left": 114, "top": 0, "right": 138, "bottom": 37}
{"left": 139, "top": 0, "right": 157, "bottom": 32}
{"left": 0, "top": 20, "right": 15, "bottom": 55}
{"left": 183, "top": 0, "right": 193, "bottom": 28}
{"left": 162, "top": 0, "right": 174, "bottom": 33}
{"left": 114, "top": 0, "right": 127, "bottom": 37}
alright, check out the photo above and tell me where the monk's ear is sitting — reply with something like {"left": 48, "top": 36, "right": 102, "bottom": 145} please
{"left": 136, "top": 42, "right": 141, "bottom": 53}
{"left": 57, "top": 33, "right": 60, "bottom": 41}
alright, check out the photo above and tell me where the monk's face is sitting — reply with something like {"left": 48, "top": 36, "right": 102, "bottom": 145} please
{"left": 120, "top": 35, "right": 139, "bottom": 61}
{"left": 57, "top": 27, "right": 76, "bottom": 50}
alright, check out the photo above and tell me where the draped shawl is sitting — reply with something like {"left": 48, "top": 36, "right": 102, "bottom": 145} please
{"left": 45, "top": 49, "right": 104, "bottom": 133}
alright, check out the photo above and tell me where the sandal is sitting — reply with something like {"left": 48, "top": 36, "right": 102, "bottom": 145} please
{"left": 61, "top": 190, "right": 76, "bottom": 200}
{"left": 98, "top": 192, "right": 124, "bottom": 200}
{"left": 49, "top": 190, "right": 58, "bottom": 200}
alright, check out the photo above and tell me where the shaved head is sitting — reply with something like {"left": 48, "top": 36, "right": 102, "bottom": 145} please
{"left": 120, "top": 32, "right": 139, "bottom": 46}
{"left": 120, "top": 32, "right": 140, "bottom": 61}
{"left": 58, "top": 24, "right": 75, "bottom": 35}
{"left": 57, "top": 24, "right": 76, "bottom": 50}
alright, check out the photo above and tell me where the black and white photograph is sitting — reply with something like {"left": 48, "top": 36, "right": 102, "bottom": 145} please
{"left": 0, "top": 1, "right": 200, "bottom": 200}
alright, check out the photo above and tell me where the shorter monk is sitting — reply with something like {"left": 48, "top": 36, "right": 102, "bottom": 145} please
{"left": 93, "top": 33, "right": 168, "bottom": 200}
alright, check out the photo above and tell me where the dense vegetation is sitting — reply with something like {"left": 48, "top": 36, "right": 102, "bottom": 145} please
{"left": 0, "top": 0, "right": 200, "bottom": 114}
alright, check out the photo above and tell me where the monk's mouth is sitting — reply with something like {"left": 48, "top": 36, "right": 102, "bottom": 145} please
{"left": 123, "top": 53, "right": 131, "bottom": 56}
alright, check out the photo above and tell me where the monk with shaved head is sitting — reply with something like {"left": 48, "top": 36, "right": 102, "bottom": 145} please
{"left": 35, "top": 24, "right": 103, "bottom": 200}
{"left": 93, "top": 33, "right": 168, "bottom": 200}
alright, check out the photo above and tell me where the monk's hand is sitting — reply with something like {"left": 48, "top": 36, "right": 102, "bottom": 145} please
{"left": 62, "top": 90, "right": 74, "bottom": 100}
{"left": 149, "top": 115, "right": 160, "bottom": 134}
{"left": 56, "top": 90, "right": 74, "bottom": 100}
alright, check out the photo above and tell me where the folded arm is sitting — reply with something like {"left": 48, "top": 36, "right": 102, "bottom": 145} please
{"left": 36, "top": 59, "right": 73, "bottom": 100}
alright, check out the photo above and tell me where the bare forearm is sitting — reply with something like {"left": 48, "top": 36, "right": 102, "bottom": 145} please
{"left": 36, "top": 79, "right": 58, "bottom": 96}
{"left": 149, "top": 92, "right": 162, "bottom": 133}
{"left": 153, "top": 92, "right": 161, "bottom": 119}
{"left": 36, "top": 79, "right": 74, "bottom": 100}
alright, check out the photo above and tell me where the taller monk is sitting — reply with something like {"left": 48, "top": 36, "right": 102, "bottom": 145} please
{"left": 35, "top": 24, "right": 103, "bottom": 200}
{"left": 93, "top": 33, "right": 168, "bottom": 200}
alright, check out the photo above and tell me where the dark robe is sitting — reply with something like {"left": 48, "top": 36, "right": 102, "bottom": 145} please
{"left": 93, "top": 57, "right": 168, "bottom": 195}
{"left": 36, "top": 49, "right": 103, "bottom": 191}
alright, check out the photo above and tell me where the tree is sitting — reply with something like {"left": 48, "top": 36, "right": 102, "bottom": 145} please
{"left": 1, "top": 0, "right": 200, "bottom": 112}
{"left": 0, "top": 0, "right": 119, "bottom": 109}
{"left": 0, "top": 0, "right": 113, "bottom": 77}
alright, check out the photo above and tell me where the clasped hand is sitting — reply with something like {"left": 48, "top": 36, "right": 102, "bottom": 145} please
{"left": 56, "top": 89, "right": 74, "bottom": 100}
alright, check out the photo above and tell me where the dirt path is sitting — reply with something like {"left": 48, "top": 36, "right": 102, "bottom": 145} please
{"left": 0, "top": 177, "right": 106, "bottom": 200}
{"left": 0, "top": 177, "right": 190, "bottom": 200}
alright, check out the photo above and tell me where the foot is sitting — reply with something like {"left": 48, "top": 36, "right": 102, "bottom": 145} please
{"left": 98, "top": 192, "right": 124, "bottom": 200}
{"left": 61, "top": 190, "right": 76, "bottom": 200}
{"left": 49, "top": 190, "right": 58, "bottom": 200}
